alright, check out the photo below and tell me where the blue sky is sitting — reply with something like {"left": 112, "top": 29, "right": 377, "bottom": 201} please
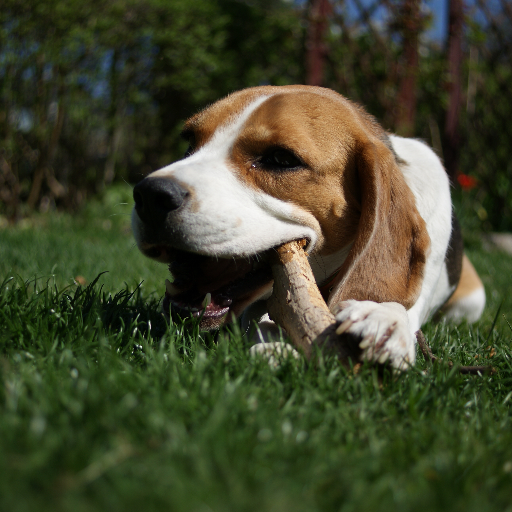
{"left": 337, "top": 0, "right": 493, "bottom": 44}
{"left": 425, "top": 0, "right": 448, "bottom": 42}
{"left": 384, "top": 0, "right": 497, "bottom": 42}
{"left": 325, "top": 0, "right": 450, "bottom": 43}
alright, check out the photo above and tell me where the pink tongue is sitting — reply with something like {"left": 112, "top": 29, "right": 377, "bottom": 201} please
{"left": 205, "top": 301, "right": 226, "bottom": 314}
{"left": 205, "top": 295, "right": 232, "bottom": 313}
{"left": 167, "top": 290, "right": 232, "bottom": 313}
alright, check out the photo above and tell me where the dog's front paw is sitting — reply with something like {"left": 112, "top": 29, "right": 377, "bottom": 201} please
{"left": 334, "top": 300, "right": 415, "bottom": 370}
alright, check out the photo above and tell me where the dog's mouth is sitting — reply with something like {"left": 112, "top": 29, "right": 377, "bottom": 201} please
{"left": 161, "top": 249, "right": 274, "bottom": 330}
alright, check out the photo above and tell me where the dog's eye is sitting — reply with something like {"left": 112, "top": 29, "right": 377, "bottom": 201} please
{"left": 258, "top": 148, "right": 303, "bottom": 170}
{"left": 184, "top": 145, "right": 193, "bottom": 158}
{"left": 181, "top": 130, "right": 195, "bottom": 158}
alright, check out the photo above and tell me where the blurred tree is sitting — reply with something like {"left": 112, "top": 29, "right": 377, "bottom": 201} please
{"left": 0, "top": 0, "right": 94, "bottom": 212}
{"left": 459, "top": 5, "right": 512, "bottom": 232}
{"left": 0, "top": 0, "right": 303, "bottom": 214}
{"left": 1, "top": 0, "right": 511, "bottom": 232}
{"left": 390, "top": 0, "right": 430, "bottom": 136}
{"left": 305, "top": 0, "right": 332, "bottom": 86}
{"left": 146, "top": 0, "right": 302, "bottom": 173}
{"left": 444, "top": 0, "right": 464, "bottom": 183}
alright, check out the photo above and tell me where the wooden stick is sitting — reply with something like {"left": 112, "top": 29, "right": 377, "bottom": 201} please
{"left": 266, "top": 240, "right": 359, "bottom": 366}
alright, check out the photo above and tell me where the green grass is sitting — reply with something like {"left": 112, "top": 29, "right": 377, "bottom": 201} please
{"left": 1, "top": 187, "right": 512, "bottom": 512}
{"left": 0, "top": 185, "right": 167, "bottom": 292}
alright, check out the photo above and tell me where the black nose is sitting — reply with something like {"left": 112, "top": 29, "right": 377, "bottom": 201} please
{"left": 133, "top": 177, "right": 189, "bottom": 224}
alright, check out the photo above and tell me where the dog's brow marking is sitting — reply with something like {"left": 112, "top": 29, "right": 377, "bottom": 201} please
{"left": 194, "top": 95, "right": 272, "bottom": 161}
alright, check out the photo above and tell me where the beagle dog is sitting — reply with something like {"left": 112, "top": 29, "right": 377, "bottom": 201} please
{"left": 132, "top": 85, "right": 486, "bottom": 369}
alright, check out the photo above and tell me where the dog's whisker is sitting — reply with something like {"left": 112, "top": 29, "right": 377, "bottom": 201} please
{"left": 108, "top": 213, "right": 131, "bottom": 218}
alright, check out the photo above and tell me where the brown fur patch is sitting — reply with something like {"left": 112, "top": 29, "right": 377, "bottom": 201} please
{"left": 444, "top": 254, "right": 484, "bottom": 305}
{"left": 230, "top": 91, "right": 362, "bottom": 255}
{"left": 326, "top": 139, "right": 431, "bottom": 310}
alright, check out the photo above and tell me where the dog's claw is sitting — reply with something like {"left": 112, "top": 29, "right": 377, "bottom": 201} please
{"left": 378, "top": 351, "right": 389, "bottom": 364}
{"left": 359, "top": 335, "right": 372, "bottom": 349}
{"left": 336, "top": 319, "right": 353, "bottom": 336}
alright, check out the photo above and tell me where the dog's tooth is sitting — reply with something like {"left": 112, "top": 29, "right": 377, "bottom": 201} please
{"left": 165, "top": 279, "right": 181, "bottom": 296}
{"left": 202, "top": 293, "right": 212, "bottom": 309}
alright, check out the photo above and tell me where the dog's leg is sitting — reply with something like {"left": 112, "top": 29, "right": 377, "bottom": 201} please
{"left": 441, "top": 254, "right": 486, "bottom": 323}
{"left": 334, "top": 300, "right": 416, "bottom": 370}
{"left": 242, "top": 304, "right": 300, "bottom": 366}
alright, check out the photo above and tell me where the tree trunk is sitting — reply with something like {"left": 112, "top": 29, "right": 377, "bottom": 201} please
{"left": 102, "top": 49, "right": 121, "bottom": 189}
{"left": 444, "top": 0, "right": 465, "bottom": 184}
{"left": 103, "top": 121, "right": 123, "bottom": 186}
{"left": 27, "top": 53, "right": 48, "bottom": 210}
{"left": 395, "top": 0, "right": 421, "bottom": 136}
{"left": 305, "top": 0, "right": 332, "bottom": 86}
{"left": 27, "top": 64, "right": 66, "bottom": 209}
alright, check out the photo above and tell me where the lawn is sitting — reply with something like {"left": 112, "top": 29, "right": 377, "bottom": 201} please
{"left": 1, "top": 187, "right": 511, "bottom": 512}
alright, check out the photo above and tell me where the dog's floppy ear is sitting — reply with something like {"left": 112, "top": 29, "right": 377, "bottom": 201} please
{"left": 327, "top": 139, "right": 430, "bottom": 311}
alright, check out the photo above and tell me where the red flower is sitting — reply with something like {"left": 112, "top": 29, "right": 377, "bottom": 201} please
{"left": 457, "top": 173, "right": 478, "bottom": 190}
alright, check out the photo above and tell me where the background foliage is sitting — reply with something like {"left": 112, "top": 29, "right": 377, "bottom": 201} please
{"left": 0, "top": 0, "right": 511, "bottom": 229}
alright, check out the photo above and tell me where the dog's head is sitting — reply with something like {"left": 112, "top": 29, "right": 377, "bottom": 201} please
{"left": 132, "top": 85, "right": 429, "bottom": 329}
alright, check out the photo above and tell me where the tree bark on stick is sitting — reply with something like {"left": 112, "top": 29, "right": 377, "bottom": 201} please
{"left": 266, "top": 240, "right": 359, "bottom": 367}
